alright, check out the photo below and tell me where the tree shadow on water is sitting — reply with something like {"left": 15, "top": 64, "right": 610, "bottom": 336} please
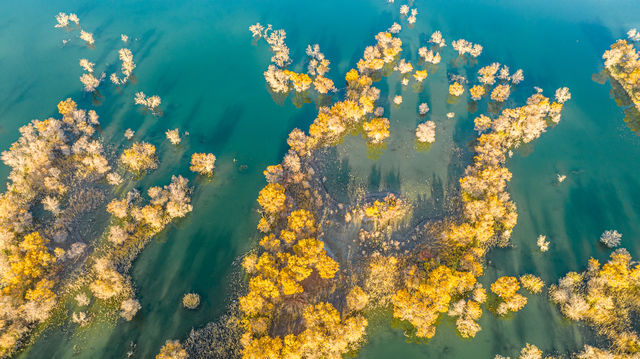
{"left": 368, "top": 165, "right": 381, "bottom": 193}
{"left": 202, "top": 104, "right": 244, "bottom": 153}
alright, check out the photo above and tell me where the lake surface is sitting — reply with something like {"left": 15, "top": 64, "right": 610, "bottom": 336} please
{"left": 1, "top": 0, "right": 639, "bottom": 358}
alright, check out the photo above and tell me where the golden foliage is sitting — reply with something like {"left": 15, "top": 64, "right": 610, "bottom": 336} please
{"left": 156, "top": 340, "right": 188, "bottom": 359}
{"left": 520, "top": 274, "right": 544, "bottom": 294}
{"left": 449, "top": 82, "right": 465, "bottom": 96}
{"left": 363, "top": 194, "right": 409, "bottom": 227}
{"left": 413, "top": 70, "right": 428, "bottom": 82}
{"left": 362, "top": 117, "right": 390, "bottom": 144}
{"left": 474, "top": 114, "right": 492, "bottom": 132}
{"left": 283, "top": 70, "right": 312, "bottom": 92}
{"left": 257, "top": 217, "right": 271, "bottom": 233}
{"left": 240, "top": 23, "right": 569, "bottom": 358}
{"left": 313, "top": 75, "right": 335, "bottom": 94}
{"left": 469, "top": 85, "right": 486, "bottom": 101}
{"left": 491, "top": 84, "right": 511, "bottom": 102}
{"left": 182, "top": 293, "right": 200, "bottom": 309}
{"left": 604, "top": 39, "right": 640, "bottom": 111}
{"left": 287, "top": 209, "right": 315, "bottom": 234}
{"left": 365, "top": 254, "right": 398, "bottom": 305}
{"left": 120, "top": 142, "right": 157, "bottom": 172}
{"left": 346, "top": 286, "right": 369, "bottom": 312}
{"left": 392, "top": 265, "right": 476, "bottom": 338}
{"left": 491, "top": 276, "right": 527, "bottom": 315}
{"left": 57, "top": 98, "right": 77, "bottom": 116}
{"left": 257, "top": 183, "right": 286, "bottom": 214}
{"left": 190, "top": 153, "right": 216, "bottom": 176}
{"left": 2, "top": 232, "right": 57, "bottom": 300}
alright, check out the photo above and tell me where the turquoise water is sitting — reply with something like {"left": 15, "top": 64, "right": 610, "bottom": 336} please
{"left": 1, "top": 0, "right": 638, "bottom": 358}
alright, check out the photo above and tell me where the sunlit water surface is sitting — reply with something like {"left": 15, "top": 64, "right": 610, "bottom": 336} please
{"left": 0, "top": 0, "right": 639, "bottom": 358}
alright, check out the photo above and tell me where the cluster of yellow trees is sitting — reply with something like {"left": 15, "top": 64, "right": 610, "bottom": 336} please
{"left": 238, "top": 9, "right": 575, "bottom": 354}
{"left": 447, "top": 292, "right": 485, "bottom": 338}
{"left": 452, "top": 39, "right": 483, "bottom": 58}
{"left": 190, "top": 153, "right": 216, "bottom": 177}
{"left": 0, "top": 96, "right": 201, "bottom": 356}
{"left": 305, "top": 44, "right": 335, "bottom": 94}
{"left": 443, "top": 60, "right": 528, "bottom": 106}
{"left": 0, "top": 99, "right": 115, "bottom": 355}
{"left": 393, "top": 265, "right": 478, "bottom": 338}
{"left": 603, "top": 40, "right": 640, "bottom": 112}
{"left": 362, "top": 117, "right": 390, "bottom": 144}
{"left": 362, "top": 194, "right": 410, "bottom": 229}
{"left": 391, "top": 91, "right": 567, "bottom": 339}
{"left": 56, "top": 13, "right": 108, "bottom": 92}
{"left": 357, "top": 32, "right": 402, "bottom": 74}
{"left": 470, "top": 85, "right": 486, "bottom": 101}
{"left": 252, "top": 24, "right": 336, "bottom": 97}
{"left": 240, "top": 204, "right": 367, "bottom": 357}
{"left": 491, "top": 276, "right": 528, "bottom": 316}
{"left": 385, "top": 31, "right": 443, "bottom": 89}
{"left": 418, "top": 32, "right": 444, "bottom": 65}
{"left": 550, "top": 249, "right": 640, "bottom": 356}
{"left": 134, "top": 92, "right": 162, "bottom": 114}
{"left": 121, "top": 141, "right": 158, "bottom": 173}
{"left": 243, "top": 152, "right": 373, "bottom": 356}
{"left": 461, "top": 63, "right": 525, "bottom": 104}
{"left": 275, "top": 31, "right": 406, "bottom": 151}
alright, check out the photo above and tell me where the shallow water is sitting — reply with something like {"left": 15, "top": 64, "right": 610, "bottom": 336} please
{"left": 1, "top": 0, "right": 639, "bottom": 358}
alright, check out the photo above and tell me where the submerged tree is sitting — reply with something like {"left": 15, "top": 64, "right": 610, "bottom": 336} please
{"left": 134, "top": 92, "right": 162, "bottom": 114}
{"left": 362, "top": 117, "right": 390, "bottom": 144}
{"left": 120, "top": 142, "right": 158, "bottom": 173}
{"left": 491, "top": 276, "right": 528, "bottom": 316}
{"left": 80, "top": 72, "right": 104, "bottom": 92}
{"left": 600, "top": 230, "right": 622, "bottom": 248}
{"left": 111, "top": 48, "right": 136, "bottom": 85}
{"left": 449, "top": 81, "right": 465, "bottom": 96}
{"left": 166, "top": 129, "right": 181, "bottom": 145}
{"left": 54, "top": 12, "right": 79, "bottom": 28}
{"left": 80, "top": 30, "right": 95, "bottom": 46}
{"left": 416, "top": 121, "right": 436, "bottom": 143}
{"left": 183, "top": 293, "right": 201, "bottom": 309}
{"left": 536, "top": 235, "right": 550, "bottom": 252}
{"left": 120, "top": 298, "right": 141, "bottom": 321}
{"left": 157, "top": 340, "right": 188, "bottom": 359}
